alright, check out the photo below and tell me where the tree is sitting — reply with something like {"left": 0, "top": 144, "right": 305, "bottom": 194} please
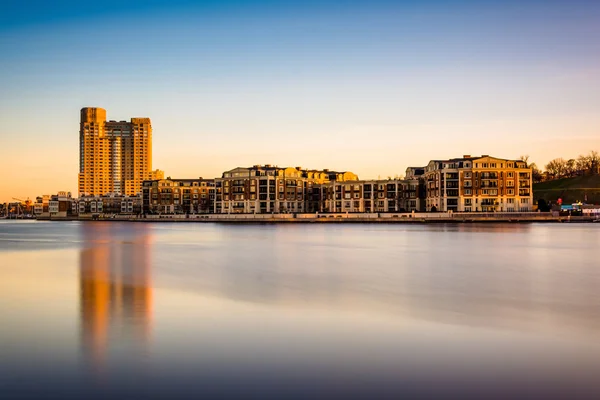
{"left": 530, "top": 163, "right": 544, "bottom": 183}
{"left": 519, "top": 155, "right": 530, "bottom": 164}
{"left": 565, "top": 159, "right": 576, "bottom": 177}
{"left": 589, "top": 150, "right": 600, "bottom": 175}
{"left": 545, "top": 158, "right": 567, "bottom": 180}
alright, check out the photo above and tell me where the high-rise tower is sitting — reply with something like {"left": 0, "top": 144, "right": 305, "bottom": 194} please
{"left": 79, "top": 107, "right": 152, "bottom": 197}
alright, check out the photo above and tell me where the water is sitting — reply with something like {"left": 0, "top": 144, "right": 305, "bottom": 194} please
{"left": 1, "top": 220, "right": 599, "bottom": 399}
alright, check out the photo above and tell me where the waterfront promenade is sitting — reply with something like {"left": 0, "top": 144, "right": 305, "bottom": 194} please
{"left": 36, "top": 212, "right": 595, "bottom": 223}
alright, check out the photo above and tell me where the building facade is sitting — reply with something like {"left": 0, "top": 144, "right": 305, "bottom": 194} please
{"left": 33, "top": 195, "right": 50, "bottom": 216}
{"left": 319, "top": 178, "right": 424, "bottom": 213}
{"left": 79, "top": 107, "right": 152, "bottom": 197}
{"left": 77, "top": 194, "right": 143, "bottom": 215}
{"left": 142, "top": 178, "right": 215, "bottom": 214}
{"left": 47, "top": 191, "right": 75, "bottom": 218}
{"left": 423, "top": 155, "right": 533, "bottom": 212}
{"left": 214, "top": 165, "right": 358, "bottom": 214}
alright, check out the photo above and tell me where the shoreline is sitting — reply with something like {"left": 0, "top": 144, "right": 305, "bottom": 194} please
{"left": 33, "top": 213, "right": 596, "bottom": 224}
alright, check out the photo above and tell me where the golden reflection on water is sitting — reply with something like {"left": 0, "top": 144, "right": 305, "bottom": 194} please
{"left": 78, "top": 223, "right": 153, "bottom": 371}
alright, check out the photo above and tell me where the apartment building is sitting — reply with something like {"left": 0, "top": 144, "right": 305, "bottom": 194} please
{"left": 320, "top": 178, "right": 424, "bottom": 213}
{"left": 46, "top": 192, "right": 75, "bottom": 218}
{"left": 33, "top": 195, "right": 50, "bottom": 215}
{"left": 77, "top": 194, "right": 143, "bottom": 215}
{"left": 142, "top": 178, "right": 215, "bottom": 214}
{"left": 79, "top": 107, "right": 152, "bottom": 197}
{"left": 215, "top": 165, "right": 358, "bottom": 214}
{"left": 424, "top": 155, "right": 533, "bottom": 212}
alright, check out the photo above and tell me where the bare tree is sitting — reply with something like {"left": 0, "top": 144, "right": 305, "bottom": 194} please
{"left": 529, "top": 162, "right": 544, "bottom": 183}
{"left": 545, "top": 158, "right": 568, "bottom": 180}
{"left": 565, "top": 159, "right": 576, "bottom": 177}
{"left": 589, "top": 150, "right": 600, "bottom": 175}
{"left": 576, "top": 155, "right": 589, "bottom": 176}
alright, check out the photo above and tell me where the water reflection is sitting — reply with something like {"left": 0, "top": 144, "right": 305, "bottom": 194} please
{"left": 2, "top": 221, "right": 600, "bottom": 398}
{"left": 79, "top": 223, "right": 153, "bottom": 373}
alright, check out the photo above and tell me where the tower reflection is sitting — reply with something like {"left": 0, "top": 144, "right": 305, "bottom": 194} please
{"left": 79, "top": 223, "right": 153, "bottom": 372}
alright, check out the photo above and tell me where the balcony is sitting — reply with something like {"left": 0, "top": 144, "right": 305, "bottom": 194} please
{"left": 480, "top": 182, "right": 498, "bottom": 188}
{"left": 481, "top": 173, "right": 498, "bottom": 179}
{"left": 481, "top": 200, "right": 497, "bottom": 206}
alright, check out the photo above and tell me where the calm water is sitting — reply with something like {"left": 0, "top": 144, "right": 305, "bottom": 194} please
{"left": 1, "top": 221, "right": 600, "bottom": 399}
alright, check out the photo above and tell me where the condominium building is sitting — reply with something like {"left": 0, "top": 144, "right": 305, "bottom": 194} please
{"left": 320, "top": 178, "right": 424, "bottom": 213}
{"left": 77, "top": 194, "right": 143, "bottom": 215}
{"left": 142, "top": 178, "right": 215, "bottom": 214}
{"left": 423, "top": 155, "right": 533, "bottom": 212}
{"left": 215, "top": 165, "right": 358, "bottom": 214}
{"left": 33, "top": 195, "right": 50, "bottom": 215}
{"left": 79, "top": 107, "right": 152, "bottom": 197}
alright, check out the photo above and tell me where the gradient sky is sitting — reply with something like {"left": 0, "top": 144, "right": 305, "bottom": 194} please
{"left": 1, "top": 0, "right": 599, "bottom": 201}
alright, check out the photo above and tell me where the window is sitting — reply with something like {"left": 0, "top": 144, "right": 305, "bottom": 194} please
{"left": 521, "top": 198, "right": 529, "bottom": 204}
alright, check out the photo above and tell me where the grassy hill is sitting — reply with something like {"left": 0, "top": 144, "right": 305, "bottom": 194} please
{"left": 534, "top": 175, "right": 600, "bottom": 204}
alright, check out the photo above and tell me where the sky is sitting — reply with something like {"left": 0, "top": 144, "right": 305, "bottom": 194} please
{"left": 0, "top": 0, "right": 599, "bottom": 201}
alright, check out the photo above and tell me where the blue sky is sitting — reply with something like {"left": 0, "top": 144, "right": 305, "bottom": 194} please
{"left": 1, "top": 0, "right": 599, "bottom": 200}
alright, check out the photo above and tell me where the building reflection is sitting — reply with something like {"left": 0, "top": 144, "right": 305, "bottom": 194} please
{"left": 79, "top": 223, "right": 153, "bottom": 371}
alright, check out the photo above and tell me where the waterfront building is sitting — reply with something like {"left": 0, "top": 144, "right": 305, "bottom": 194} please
{"left": 79, "top": 107, "right": 153, "bottom": 197}
{"left": 319, "top": 178, "right": 424, "bottom": 213}
{"left": 423, "top": 155, "right": 533, "bottom": 212}
{"left": 142, "top": 178, "right": 215, "bottom": 214}
{"left": 77, "top": 194, "right": 142, "bottom": 215}
{"left": 46, "top": 191, "right": 75, "bottom": 218}
{"left": 214, "top": 165, "right": 358, "bottom": 214}
{"left": 33, "top": 195, "right": 50, "bottom": 215}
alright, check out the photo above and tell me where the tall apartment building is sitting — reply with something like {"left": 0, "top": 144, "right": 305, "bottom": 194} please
{"left": 79, "top": 107, "right": 152, "bottom": 197}
{"left": 215, "top": 165, "right": 358, "bottom": 214}
{"left": 423, "top": 155, "right": 533, "bottom": 212}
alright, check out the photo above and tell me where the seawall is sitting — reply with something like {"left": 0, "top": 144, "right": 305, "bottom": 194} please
{"left": 36, "top": 212, "right": 597, "bottom": 223}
